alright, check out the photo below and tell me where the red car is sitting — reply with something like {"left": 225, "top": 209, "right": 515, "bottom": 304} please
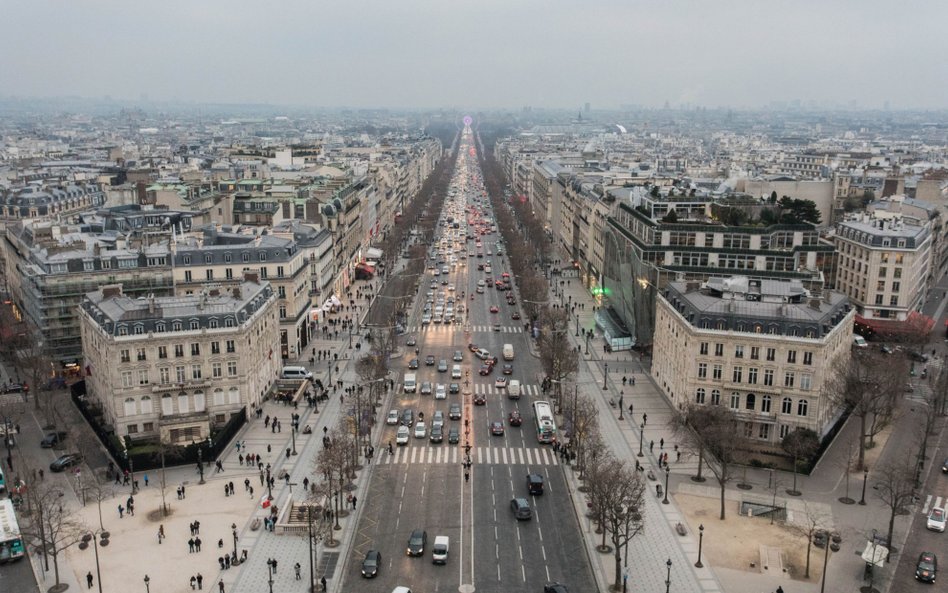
{"left": 489, "top": 306, "right": 499, "bottom": 313}
{"left": 468, "top": 343, "right": 480, "bottom": 353}
{"left": 508, "top": 411, "right": 523, "bottom": 426}
{"left": 511, "top": 312, "right": 521, "bottom": 320}
{"left": 479, "top": 364, "right": 494, "bottom": 376}
{"left": 490, "top": 421, "right": 505, "bottom": 436}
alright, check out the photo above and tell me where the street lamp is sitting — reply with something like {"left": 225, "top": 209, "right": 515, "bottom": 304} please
{"left": 79, "top": 529, "right": 110, "bottom": 593}
{"left": 859, "top": 467, "right": 869, "bottom": 506}
{"left": 695, "top": 524, "right": 705, "bottom": 568}
{"left": 820, "top": 531, "right": 841, "bottom": 593}
{"left": 197, "top": 446, "right": 205, "bottom": 485}
{"left": 144, "top": 575, "right": 150, "bottom": 593}
{"left": 575, "top": 313, "right": 579, "bottom": 336}
{"left": 663, "top": 465, "right": 670, "bottom": 505}
{"left": 638, "top": 423, "right": 645, "bottom": 457}
{"left": 664, "top": 558, "right": 672, "bottom": 593}
{"left": 266, "top": 468, "right": 273, "bottom": 501}
{"left": 618, "top": 393, "right": 624, "bottom": 420}
{"left": 603, "top": 362, "right": 609, "bottom": 390}
{"left": 267, "top": 558, "right": 275, "bottom": 593}
{"left": 231, "top": 523, "right": 238, "bottom": 562}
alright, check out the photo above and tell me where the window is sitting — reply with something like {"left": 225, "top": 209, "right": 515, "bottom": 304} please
{"left": 710, "top": 390, "right": 721, "bottom": 405}
{"left": 698, "top": 363, "right": 707, "bottom": 379}
{"left": 729, "top": 393, "right": 740, "bottom": 409}
{"left": 748, "top": 368, "right": 758, "bottom": 384}
{"left": 228, "top": 387, "right": 240, "bottom": 404}
{"left": 191, "top": 343, "right": 200, "bottom": 356}
{"left": 173, "top": 321, "right": 183, "bottom": 331}
{"left": 224, "top": 253, "right": 232, "bottom": 263}
{"left": 124, "top": 398, "right": 136, "bottom": 417}
{"left": 174, "top": 344, "right": 184, "bottom": 357}
{"left": 764, "top": 369, "right": 774, "bottom": 386}
{"left": 225, "top": 318, "right": 235, "bottom": 328}
{"left": 782, "top": 397, "right": 793, "bottom": 414}
{"left": 761, "top": 395, "right": 772, "bottom": 413}
{"left": 211, "top": 342, "right": 220, "bottom": 354}
{"left": 227, "top": 361, "right": 238, "bottom": 377}
{"left": 695, "top": 388, "right": 706, "bottom": 404}
{"left": 204, "top": 254, "right": 212, "bottom": 264}
{"left": 138, "top": 370, "right": 149, "bottom": 385}
{"left": 209, "top": 319, "right": 218, "bottom": 329}
{"left": 133, "top": 325, "right": 144, "bottom": 335}
{"left": 745, "top": 393, "right": 756, "bottom": 410}
{"left": 156, "top": 323, "right": 165, "bottom": 333}
{"left": 800, "top": 374, "right": 812, "bottom": 390}
{"left": 259, "top": 252, "right": 267, "bottom": 262}
{"left": 803, "top": 352, "right": 813, "bottom": 366}
{"left": 712, "top": 365, "right": 723, "bottom": 380}
{"left": 779, "top": 424, "right": 791, "bottom": 439}
{"left": 766, "top": 348, "right": 776, "bottom": 361}
{"left": 797, "top": 399, "right": 809, "bottom": 417}
{"left": 121, "top": 371, "right": 133, "bottom": 388}
{"left": 278, "top": 286, "right": 286, "bottom": 299}
{"left": 735, "top": 345, "right": 744, "bottom": 358}
{"left": 191, "top": 365, "right": 202, "bottom": 380}
{"left": 743, "top": 422, "right": 754, "bottom": 438}
{"left": 212, "top": 362, "right": 222, "bottom": 378}
{"left": 206, "top": 269, "right": 214, "bottom": 281}
{"left": 161, "top": 394, "right": 174, "bottom": 415}
{"left": 225, "top": 268, "right": 234, "bottom": 280}
{"left": 214, "top": 389, "right": 225, "bottom": 406}
{"left": 242, "top": 253, "right": 250, "bottom": 262}
{"left": 784, "top": 372, "right": 795, "bottom": 387}
{"left": 700, "top": 342, "right": 709, "bottom": 355}
{"left": 889, "top": 295, "right": 898, "bottom": 306}
{"left": 159, "top": 367, "right": 170, "bottom": 384}
{"left": 279, "top": 305, "right": 287, "bottom": 319}
{"left": 750, "top": 347, "right": 760, "bottom": 360}
{"left": 178, "top": 394, "right": 189, "bottom": 414}
{"left": 277, "top": 265, "right": 285, "bottom": 277}
{"left": 140, "top": 396, "right": 153, "bottom": 414}
{"left": 158, "top": 346, "right": 168, "bottom": 359}
{"left": 714, "top": 343, "right": 724, "bottom": 356}
{"left": 120, "top": 349, "right": 130, "bottom": 363}
{"left": 184, "top": 271, "right": 192, "bottom": 282}
{"left": 226, "top": 340, "right": 236, "bottom": 353}
{"left": 732, "top": 366, "right": 743, "bottom": 383}
{"left": 183, "top": 255, "right": 191, "bottom": 265}
{"left": 190, "top": 320, "right": 199, "bottom": 330}
{"left": 194, "top": 391, "right": 205, "bottom": 412}
{"left": 127, "top": 424, "right": 139, "bottom": 434}
{"left": 787, "top": 350, "right": 797, "bottom": 364}
{"left": 758, "top": 424, "right": 770, "bottom": 440}
{"left": 176, "top": 366, "right": 186, "bottom": 383}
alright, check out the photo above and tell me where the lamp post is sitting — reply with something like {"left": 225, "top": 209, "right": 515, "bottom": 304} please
{"left": 267, "top": 559, "right": 275, "bottom": 593}
{"left": 291, "top": 423, "right": 298, "bottom": 456}
{"left": 618, "top": 393, "right": 624, "bottom": 420}
{"left": 584, "top": 330, "right": 590, "bottom": 355}
{"left": 80, "top": 529, "right": 110, "bottom": 593}
{"left": 820, "top": 531, "right": 840, "bottom": 593}
{"left": 575, "top": 313, "right": 579, "bottom": 337}
{"left": 638, "top": 423, "right": 645, "bottom": 457}
{"left": 603, "top": 363, "right": 608, "bottom": 390}
{"left": 197, "top": 446, "right": 205, "bottom": 485}
{"left": 859, "top": 467, "right": 869, "bottom": 505}
{"left": 695, "top": 524, "right": 705, "bottom": 568}
{"left": 663, "top": 465, "right": 670, "bottom": 504}
{"left": 144, "top": 575, "right": 150, "bottom": 593}
{"left": 664, "top": 558, "right": 672, "bottom": 593}
{"left": 231, "top": 523, "right": 238, "bottom": 561}
{"left": 266, "top": 468, "right": 273, "bottom": 501}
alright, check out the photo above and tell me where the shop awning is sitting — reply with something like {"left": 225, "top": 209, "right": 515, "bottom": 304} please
{"left": 854, "top": 311, "right": 934, "bottom": 338}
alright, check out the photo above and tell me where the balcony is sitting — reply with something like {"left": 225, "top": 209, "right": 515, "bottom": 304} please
{"left": 152, "top": 380, "right": 212, "bottom": 394}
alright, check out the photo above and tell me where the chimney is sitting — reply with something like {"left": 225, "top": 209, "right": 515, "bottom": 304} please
{"left": 102, "top": 284, "right": 122, "bottom": 299}
{"left": 148, "top": 294, "right": 156, "bottom": 314}
{"left": 232, "top": 286, "right": 242, "bottom": 299}
{"left": 808, "top": 298, "right": 822, "bottom": 311}
{"left": 243, "top": 271, "right": 259, "bottom": 284}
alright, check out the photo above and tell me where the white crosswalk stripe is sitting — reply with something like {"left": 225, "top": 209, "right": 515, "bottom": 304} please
{"left": 922, "top": 495, "right": 945, "bottom": 514}
{"left": 408, "top": 325, "right": 523, "bottom": 334}
{"left": 380, "top": 445, "right": 558, "bottom": 466}
{"left": 471, "top": 383, "right": 539, "bottom": 396}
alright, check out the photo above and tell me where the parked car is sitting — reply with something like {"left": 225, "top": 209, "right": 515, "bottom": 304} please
{"left": 40, "top": 431, "right": 67, "bottom": 448}
{"left": 49, "top": 453, "right": 82, "bottom": 472}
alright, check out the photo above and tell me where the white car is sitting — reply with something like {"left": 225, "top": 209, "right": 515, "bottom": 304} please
{"left": 386, "top": 410, "right": 399, "bottom": 425}
{"left": 396, "top": 425, "right": 410, "bottom": 446}
{"left": 494, "top": 377, "right": 508, "bottom": 389}
{"left": 435, "top": 384, "right": 447, "bottom": 400}
{"left": 413, "top": 421, "right": 427, "bottom": 439}
{"left": 927, "top": 507, "right": 946, "bottom": 532}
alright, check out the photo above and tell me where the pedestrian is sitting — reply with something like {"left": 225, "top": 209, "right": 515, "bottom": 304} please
{"left": 267, "top": 444, "right": 272, "bottom": 453}
{"left": 193, "top": 536, "right": 201, "bottom": 551}
{"left": 321, "top": 576, "right": 327, "bottom": 591}
{"left": 303, "top": 477, "right": 309, "bottom": 491}
{"left": 224, "top": 484, "right": 229, "bottom": 497}
{"left": 642, "top": 413, "right": 648, "bottom": 425}
{"left": 249, "top": 486, "right": 254, "bottom": 497}
{"left": 676, "top": 450, "right": 681, "bottom": 462}
{"left": 218, "top": 581, "right": 225, "bottom": 593}
{"left": 87, "top": 572, "right": 94, "bottom": 589}
{"left": 182, "top": 484, "right": 186, "bottom": 498}
{"left": 775, "top": 587, "right": 783, "bottom": 593}
{"left": 660, "top": 438, "right": 664, "bottom": 449}
{"left": 195, "top": 520, "right": 201, "bottom": 534}
{"left": 295, "top": 562, "right": 301, "bottom": 580}
{"left": 190, "top": 521, "right": 196, "bottom": 536}
{"left": 196, "top": 573, "right": 204, "bottom": 590}
{"left": 118, "top": 504, "right": 124, "bottom": 518}
{"left": 143, "top": 473, "right": 149, "bottom": 487}
{"left": 631, "top": 376, "right": 636, "bottom": 386}
{"left": 649, "top": 440, "right": 654, "bottom": 453}
{"left": 272, "top": 559, "right": 278, "bottom": 573}
{"left": 224, "top": 555, "right": 230, "bottom": 569}
{"left": 244, "top": 478, "right": 250, "bottom": 491}
{"left": 352, "top": 495, "right": 357, "bottom": 510}
{"left": 191, "top": 576, "right": 197, "bottom": 590}
{"left": 189, "top": 538, "right": 195, "bottom": 553}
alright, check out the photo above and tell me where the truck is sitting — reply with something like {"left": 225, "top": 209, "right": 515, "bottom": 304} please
{"left": 403, "top": 373, "right": 417, "bottom": 393}
{"left": 503, "top": 344, "right": 514, "bottom": 361}
{"left": 507, "top": 379, "right": 521, "bottom": 399}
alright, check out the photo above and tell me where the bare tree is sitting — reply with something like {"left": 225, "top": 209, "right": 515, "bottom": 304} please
{"left": 785, "top": 503, "right": 834, "bottom": 579}
{"left": 21, "top": 482, "right": 86, "bottom": 587}
{"left": 563, "top": 390, "right": 600, "bottom": 480}
{"left": 592, "top": 457, "right": 646, "bottom": 590}
{"left": 781, "top": 428, "right": 820, "bottom": 496}
{"left": 537, "top": 308, "right": 578, "bottom": 412}
{"left": 151, "top": 441, "right": 186, "bottom": 516}
{"left": 672, "top": 403, "right": 742, "bottom": 519}
{"left": 874, "top": 454, "right": 917, "bottom": 560}
{"left": 826, "top": 350, "right": 905, "bottom": 470}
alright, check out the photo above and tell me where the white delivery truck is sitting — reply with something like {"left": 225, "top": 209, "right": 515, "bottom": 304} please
{"left": 503, "top": 344, "right": 514, "bottom": 360}
{"left": 404, "top": 373, "right": 417, "bottom": 393}
{"left": 507, "top": 379, "right": 521, "bottom": 399}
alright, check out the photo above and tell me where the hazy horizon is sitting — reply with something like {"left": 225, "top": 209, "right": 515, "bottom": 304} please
{"left": 2, "top": 0, "right": 946, "bottom": 111}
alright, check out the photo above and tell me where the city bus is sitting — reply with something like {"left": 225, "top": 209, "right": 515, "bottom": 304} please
{"left": 0, "top": 499, "right": 25, "bottom": 562}
{"left": 0, "top": 466, "right": 5, "bottom": 492}
{"left": 532, "top": 401, "right": 556, "bottom": 444}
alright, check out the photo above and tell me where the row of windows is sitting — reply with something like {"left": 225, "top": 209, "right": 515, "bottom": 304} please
{"left": 181, "top": 252, "right": 286, "bottom": 265}
{"left": 699, "top": 343, "right": 814, "bottom": 365}
{"left": 120, "top": 361, "right": 239, "bottom": 386}
{"left": 122, "top": 388, "right": 241, "bottom": 417}
{"left": 695, "top": 389, "right": 809, "bottom": 417}
{"left": 696, "top": 363, "right": 812, "bottom": 389}
{"left": 116, "top": 318, "right": 238, "bottom": 335}
{"left": 120, "top": 340, "right": 237, "bottom": 362}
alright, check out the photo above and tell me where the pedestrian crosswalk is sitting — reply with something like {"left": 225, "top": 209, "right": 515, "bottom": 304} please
{"left": 921, "top": 494, "right": 946, "bottom": 514}
{"left": 409, "top": 325, "right": 524, "bottom": 334}
{"left": 471, "top": 383, "right": 540, "bottom": 397}
{"left": 379, "top": 445, "right": 559, "bottom": 466}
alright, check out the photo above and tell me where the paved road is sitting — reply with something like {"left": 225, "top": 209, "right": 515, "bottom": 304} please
{"left": 338, "top": 131, "right": 595, "bottom": 593}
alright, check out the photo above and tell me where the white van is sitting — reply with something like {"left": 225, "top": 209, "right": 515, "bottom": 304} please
{"left": 404, "top": 373, "right": 417, "bottom": 393}
{"left": 503, "top": 344, "right": 514, "bottom": 361}
{"left": 507, "top": 379, "right": 521, "bottom": 399}
{"left": 451, "top": 364, "right": 462, "bottom": 379}
{"left": 281, "top": 366, "right": 312, "bottom": 380}
{"left": 432, "top": 535, "right": 449, "bottom": 564}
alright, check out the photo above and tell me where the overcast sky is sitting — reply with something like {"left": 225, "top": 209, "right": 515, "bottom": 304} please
{"left": 2, "top": 0, "right": 946, "bottom": 110}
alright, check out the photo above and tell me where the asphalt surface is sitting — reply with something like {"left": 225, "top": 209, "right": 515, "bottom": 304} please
{"left": 338, "top": 132, "right": 595, "bottom": 593}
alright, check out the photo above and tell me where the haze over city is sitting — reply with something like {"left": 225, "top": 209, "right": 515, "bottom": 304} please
{"left": 2, "top": 0, "right": 947, "bottom": 110}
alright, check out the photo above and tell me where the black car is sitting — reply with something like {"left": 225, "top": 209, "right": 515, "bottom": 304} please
{"left": 406, "top": 529, "right": 427, "bottom": 556}
{"left": 916, "top": 551, "right": 937, "bottom": 583}
{"left": 544, "top": 584, "right": 569, "bottom": 593}
{"left": 448, "top": 427, "right": 460, "bottom": 444}
{"left": 425, "top": 355, "right": 436, "bottom": 366}
{"left": 49, "top": 453, "right": 82, "bottom": 472}
{"left": 405, "top": 336, "right": 417, "bottom": 347}
{"left": 40, "top": 432, "right": 67, "bottom": 448}
{"left": 449, "top": 383, "right": 460, "bottom": 394}
{"left": 942, "top": 458, "right": 948, "bottom": 473}
{"left": 401, "top": 409, "right": 414, "bottom": 427}
{"left": 408, "top": 358, "right": 419, "bottom": 369}
{"left": 361, "top": 550, "right": 381, "bottom": 578}
{"left": 527, "top": 473, "right": 544, "bottom": 495}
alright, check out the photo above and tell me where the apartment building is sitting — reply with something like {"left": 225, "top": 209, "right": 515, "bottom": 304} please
{"left": 78, "top": 277, "right": 280, "bottom": 444}
{"left": 651, "top": 277, "right": 854, "bottom": 445}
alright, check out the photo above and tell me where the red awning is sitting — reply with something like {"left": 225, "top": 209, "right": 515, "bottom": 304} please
{"left": 854, "top": 311, "right": 935, "bottom": 337}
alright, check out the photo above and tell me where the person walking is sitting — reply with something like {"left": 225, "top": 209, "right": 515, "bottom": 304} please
{"left": 195, "top": 537, "right": 202, "bottom": 552}
{"left": 321, "top": 576, "right": 327, "bottom": 591}
{"left": 295, "top": 562, "right": 302, "bottom": 580}
{"left": 642, "top": 412, "right": 648, "bottom": 425}
{"left": 218, "top": 581, "right": 225, "bottom": 593}
{"left": 189, "top": 538, "right": 195, "bottom": 553}
{"left": 143, "top": 473, "right": 149, "bottom": 487}
{"left": 86, "top": 572, "right": 94, "bottom": 589}
{"left": 196, "top": 574, "right": 204, "bottom": 590}
{"left": 190, "top": 576, "right": 197, "bottom": 590}
{"left": 118, "top": 504, "right": 124, "bottom": 518}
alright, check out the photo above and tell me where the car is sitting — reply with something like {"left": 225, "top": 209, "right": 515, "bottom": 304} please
{"left": 879, "top": 344, "right": 893, "bottom": 354}
{"left": 425, "top": 355, "right": 436, "bottom": 366}
{"left": 507, "top": 297, "right": 517, "bottom": 305}
{"left": 361, "top": 550, "right": 382, "bottom": 578}
{"left": 916, "top": 551, "right": 937, "bottom": 583}
{"left": 49, "top": 453, "right": 82, "bottom": 472}
{"left": 508, "top": 410, "right": 523, "bottom": 426}
{"left": 386, "top": 410, "right": 400, "bottom": 426}
{"left": 420, "top": 382, "right": 432, "bottom": 395}
{"left": 510, "top": 497, "right": 532, "bottom": 520}
{"left": 40, "top": 431, "right": 67, "bottom": 448}
{"left": 468, "top": 343, "right": 480, "bottom": 353}
{"left": 441, "top": 279, "right": 448, "bottom": 286}
{"left": 408, "top": 358, "right": 419, "bottom": 369}
{"left": 448, "top": 284, "right": 456, "bottom": 292}
{"left": 502, "top": 364, "right": 513, "bottom": 375}
{"left": 407, "top": 529, "right": 427, "bottom": 556}
{"left": 543, "top": 584, "right": 569, "bottom": 593}
{"left": 489, "top": 306, "right": 499, "bottom": 313}
{"left": 1, "top": 382, "right": 26, "bottom": 394}
{"left": 438, "top": 359, "right": 448, "bottom": 372}
{"left": 421, "top": 315, "right": 432, "bottom": 325}
{"left": 928, "top": 507, "right": 946, "bottom": 532}
{"left": 396, "top": 425, "right": 410, "bottom": 445}
{"left": 475, "top": 348, "right": 491, "bottom": 360}
{"left": 449, "top": 403, "right": 462, "bottom": 420}
{"left": 493, "top": 323, "right": 501, "bottom": 332}
{"left": 406, "top": 336, "right": 417, "bottom": 347}
{"left": 473, "top": 393, "right": 487, "bottom": 405}
{"left": 527, "top": 473, "right": 544, "bottom": 495}
{"left": 414, "top": 421, "right": 427, "bottom": 439}
{"left": 490, "top": 421, "right": 505, "bottom": 436}
{"left": 453, "top": 350, "right": 464, "bottom": 362}
{"left": 448, "top": 428, "right": 460, "bottom": 444}
{"left": 401, "top": 408, "right": 414, "bottom": 426}
{"left": 511, "top": 312, "right": 521, "bottom": 320}
{"left": 909, "top": 350, "right": 930, "bottom": 363}
{"left": 476, "top": 286, "right": 484, "bottom": 294}
{"left": 494, "top": 377, "right": 507, "bottom": 388}
{"left": 479, "top": 364, "right": 494, "bottom": 376}
{"left": 430, "top": 425, "right": 444, "bottom": 443}
{"left": 435, "top": 384, "right": 447, "bottom": 400}
{"left": 942, "top": 457, "right": 948, "bottom": 473}
{"left": 446, "top": 382, "right": 458, "bottom": 394}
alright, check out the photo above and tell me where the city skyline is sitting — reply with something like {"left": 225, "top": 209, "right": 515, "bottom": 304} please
{"left": 2, "top": 0, "right": 947, "bottom": 111}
